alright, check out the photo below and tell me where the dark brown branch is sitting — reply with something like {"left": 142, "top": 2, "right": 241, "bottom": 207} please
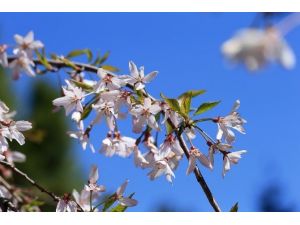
{"left": 175, "top": 130, "right": 221, "bottom": 212}
{"left": 0, "top": 161, "right": 60, "bottom": 202}
{"left": 7, "top": 56, "right": 99, "bottom": 74}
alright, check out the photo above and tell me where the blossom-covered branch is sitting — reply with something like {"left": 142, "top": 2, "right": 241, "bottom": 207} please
{"left": 0, "top": 30, "right": 248, "bottom": 212}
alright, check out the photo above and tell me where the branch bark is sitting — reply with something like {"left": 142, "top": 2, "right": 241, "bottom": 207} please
{"left": 0, "top": 161, "right": 60, "bottom": 202}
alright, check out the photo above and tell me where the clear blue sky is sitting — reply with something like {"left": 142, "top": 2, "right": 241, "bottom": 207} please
{"left": 0, "top": 13, "right": 299, "bottom": 212}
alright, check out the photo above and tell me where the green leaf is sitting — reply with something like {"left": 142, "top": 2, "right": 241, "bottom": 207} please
{"left": 165, "top": 120, "right": 174, "bottom": 135}
{"left": 230, "top": 202, "right": 239, "bottom": 212}
{"left": 98, "top": 51, "right": 110, "bottom": 65}
{"left": 81, "top": 106, "right": 93, "bottom": 120}
{"left": 180, "top": 91, "right": 192, "bottom": 115}
{"left": 60, "top": 57, "right": 80, "bottom": 71}
{"left": 111, "top": 193, "right": 135, "bottom": 212}
{"left": 102, "top": 195, "right": 117, "bottom": 212}
{"left": 70, "top": 80, "right": 94, "bottom": 91}
{"left": 178, "top": 89, "right": 206, "bottom": 100}
{"left": 66, "top": 49, "right": 93, "bottom": 62}
{"left": 194, "top": 101, "right": 221, "bottom": 115}
{"left": 160, "top": 93, "right": 181, "bottom": 113}
{"left": 35, "top": 49, "right": 53, "bottom": 70}
{"left": 101, "top": 65, "right": 119, "bottom": 72}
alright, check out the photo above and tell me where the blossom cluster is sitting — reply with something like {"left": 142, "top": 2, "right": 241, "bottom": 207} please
{"left": 56, "top": 165, "right": 137, "bottom": 212}
{"left": 0, "top": 31, "right": 43, "bottom": 79}
{"left": 0, "top": 100, "right": 31, "bottom": 162}
{"left": 52, "top": 60, "right": 247, "bottom": 181}
{"left": 0, "top": 99, "right": 31, "bottom": 212}
{"left": 222, "top": 27, "right": 295, "bottom": 71}
{"left": 0, "top": 30, "right": 249, "bottom": 212}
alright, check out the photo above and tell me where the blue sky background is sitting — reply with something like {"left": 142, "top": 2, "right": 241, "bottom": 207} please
{"left": 0, "top": 13, "right": 299, "bottom": 212}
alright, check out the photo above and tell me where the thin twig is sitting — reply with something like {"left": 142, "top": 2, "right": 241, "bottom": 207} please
{"left": 0, "top": 161, "right": 60, "bottom": 202}
{"left": 175, "top": 130, "right": 221, "bottom": 212}
{"left": 7, "top": 57, "right": 99, "bottom": 74}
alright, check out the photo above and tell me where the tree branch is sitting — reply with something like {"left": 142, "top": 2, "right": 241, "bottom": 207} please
{"left": 7, "top": 56, "right": 99, "bottom": 74}
{"left": 175, "top": 130, "right": 221, "bottom": 212}
{"left": 0, "top": 161, "right": 60, "bottom": 202}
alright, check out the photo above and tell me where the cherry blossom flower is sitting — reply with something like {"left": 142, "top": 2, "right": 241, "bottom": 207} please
{"left": 68, "top": 121, "right": 95, "bottom": 153}
{"left": 0, "top": 101, "right": 31, "bottom": 160}
{"left": 158, "top": 134, "right": 183, "bottom": 158}
{"left": 222, "top": 27, "right": 295, "bottom": 71}
{"left": 1, "top": 120, "right": 32, "bottom": 146}
{"left": 3, "top": 150, "right": 26, "bottom": 165}
{"left": 56, "top": 194, "right": 77, "bottom": 212}
{"left": 215, "top": 100, "right": 246, "bottom": 144}
{"left": 124, "top": 61, "right": 158, "bottom": 90}
{"left": 94, "top": 68, "right": 125, "bottom": 92}
{"left": 142, "top": 136, "right": 159, "bottom": 168}
{"left": 133, "top": 146, "right": 149, "bottom": 168}
{"left": 13, "top": 31, "right": 44, "bottom": 58}
{"left": 148, "top": 159, "right": 175, "bottom": 183}
{"left": 208, "top": 142, "right": 232, "bottom": 168}
{"left": 114, "top": 90, "right": 132, "bottom": 117}
{"left": 101, "top": 132, "right": 136, "bottom": 158}
{"left": 186, "top": 147, "right": 212, "bottom": 175}
{"left": 9, "top": 51, "right": 35, "bottom": 80}
{"left": 130, "top": 98, "right": 161, "bottom": 133}
{"left": 0, "top": 130, "right": 9, "bottom": 155}
{"left": 53, "top": 80, "right": 86, "bottom": 116}
{"left": 84, "top": 165, "right": 106, "bottom": 193}
{"left": 222, "top": 150, "right": 247, "bottom": 177}
{"left": 0, "top": 101, "right": 15, "bottom": 121}
{"left": 115, "top": 180, "right": 137, "bottom": 207}
{"left": 0, "top": 185, "right": 11, "bottom": 199}
{"left": 161, "top": 102, "right": 183, "bottom": 128}
{"left": 0, "top": 44, "right": 8, "bottom": 67}
{"left": 92, "top": 90, "right": 120, "bottom": 131}
{"left": 72, "top": 189, "right": 91, "bottom": 212}
{"left": 147, "top": 152, "right": 178, "bottom": 183}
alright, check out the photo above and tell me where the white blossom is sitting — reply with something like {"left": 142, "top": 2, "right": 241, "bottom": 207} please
{"left": 208, "top": 142, "right": 232, "bottom": 168}
{"left": 123, "top": 61, "right": 158, "bottom": 90}
{"left": 84, "top": 165, "right": 106, "bottom": 193}
{"left": 72, "top": 189, "right": 92, "bottom": 212}
{"left": 222, "top": 27, "right": 295, "bottom": 71}
{"left": 222, "top": 150, "right": 247, "bottom": 177}
{"left": 100, "top": 132, "right": 136, "bottom": 158}
{"left": 215, "top": 100, "right": 246, "bottom": 144}
{"left": 56, "top": 194, "right": 77, "bottom": 212}
{"left": 148, "top": 158, "right": 175, "bottom": 183}
{"left": 161, "top": 102, "right": 183, "bottom": 128}
{"left": 130, "top": 98, "right": 161, "bottom": 133}
{"left": 158, "top": 134, "right": 183, "bottom": 158}
{"left": 68, "top": 121, "right": 95, "bottom": 153}
{"left": 133, "top": 146, "right": 149, "bottom": 168}
{"left": 94, "top": 68, "right": 125, "bottom": 92}
{"left": 186, "top": 147, "right": 212, "bottom": 175}
{"left": 3, "top": 150, "right": 26, "bottom": 165}
{"left": 53, "top": 80, "right": 85, "bottom": 116}
{"left": 9, "top": 51, "right": 35, "bottom": 80}
{"left": 0, "top": 44, "right": 8, "bottom": 67}
{"left": 1, "top": 121, "right": 32, "bottom": 145}
{"left": 13, "top": 31, "right": 44, "bottom": 58}
{"left": 92, "top": 90, "right": 120, "bottom": 131}
{"left": 115, "top": 180, "right": 138, "bottom": 207}
{"left": 0, "top": 101, "right": 31, "bottom": 159}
